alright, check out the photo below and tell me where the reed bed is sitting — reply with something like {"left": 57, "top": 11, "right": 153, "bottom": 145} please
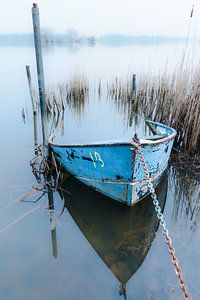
{"left": 29, "top": 68, "right": 199, "bottom": 159}
{"left": 105, "top": 66, "right": 200, "bottom": 159}
{"left": 134, "top": 67, "right": 200, "bottom": 156}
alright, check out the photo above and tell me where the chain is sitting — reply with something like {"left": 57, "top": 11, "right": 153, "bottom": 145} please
{"left": 131, "top": 148, "right": 136, "bottom": 180}
{"left": 132, "top": 134, "right": 192, "bottom": 300}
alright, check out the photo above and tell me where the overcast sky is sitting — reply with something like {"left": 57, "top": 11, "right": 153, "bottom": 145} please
{"left": 0, "top": 0, "right": 199, "bottom": 37}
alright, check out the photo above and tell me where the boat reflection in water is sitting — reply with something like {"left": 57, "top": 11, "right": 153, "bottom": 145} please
{"left": 58, "top": 171, "right": 168, "bottom": 298}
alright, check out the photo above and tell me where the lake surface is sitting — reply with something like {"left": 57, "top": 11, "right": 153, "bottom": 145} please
{"left": 0, "top": 41, "right": 200, "bottom": 300}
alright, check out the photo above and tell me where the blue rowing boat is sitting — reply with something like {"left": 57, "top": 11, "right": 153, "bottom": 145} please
{"left": 49, "top": 120, "right": 176, "bottom": 206}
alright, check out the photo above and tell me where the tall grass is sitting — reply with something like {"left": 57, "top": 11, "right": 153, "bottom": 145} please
{"left": 134, "top": 65, "right": 200, "bottom": 155}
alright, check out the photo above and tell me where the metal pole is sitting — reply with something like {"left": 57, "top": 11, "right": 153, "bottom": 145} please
{"left": 25, "top": 65, "right": 39, "bottom": 154}
{"left": 132, "top": 74, "right": 136, "bottom": 100}
{"left": 32, "top": 3, "right": 48, "bottom": 147}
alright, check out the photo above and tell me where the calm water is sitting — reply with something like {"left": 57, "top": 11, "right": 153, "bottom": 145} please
{"left": 0, "top": 42, "right": 200, "bottom": 300}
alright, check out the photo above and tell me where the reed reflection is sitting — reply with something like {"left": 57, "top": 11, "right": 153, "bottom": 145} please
{"left": 169, "top": 166, "right": 200, "bottom": 233}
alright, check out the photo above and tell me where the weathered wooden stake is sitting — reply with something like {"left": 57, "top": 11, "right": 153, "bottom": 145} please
{"left": 25, "top": 65, "right": 38, "bottom": 154}
{"left": 32, "top": 3, "right": 48, "bottom": 147}
{"left": 132, "top": 74, "right": 136, "bottom": 100}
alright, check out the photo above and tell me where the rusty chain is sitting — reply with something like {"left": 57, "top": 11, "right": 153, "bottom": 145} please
{"left": 132, "top": 134, "right": 192, "bottom": 300}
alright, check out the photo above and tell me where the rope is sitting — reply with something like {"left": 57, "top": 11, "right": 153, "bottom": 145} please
{"left": 132, "top": 133, "right": 192, "bottom": 300}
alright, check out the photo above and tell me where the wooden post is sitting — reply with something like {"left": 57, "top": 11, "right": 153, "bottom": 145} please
{"left": 25, "top": 65, "right": 39, "bottom": 154}
{"left": 129, "top": 74, "right": 136, "bottom": 127}
{"left": 32, "top": 3, "right": 48, "bottom": 147}
{"left": 132, "top": 74, "right": 136, "bottom": 100}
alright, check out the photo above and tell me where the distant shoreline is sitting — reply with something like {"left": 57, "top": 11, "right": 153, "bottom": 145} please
{"left": 0, "top": 33, "right": 187, "bottom": 47}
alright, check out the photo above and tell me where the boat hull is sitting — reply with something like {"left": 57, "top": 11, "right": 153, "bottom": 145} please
{"left": 50, "top": 121, "right": 176, "bottom": 206}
